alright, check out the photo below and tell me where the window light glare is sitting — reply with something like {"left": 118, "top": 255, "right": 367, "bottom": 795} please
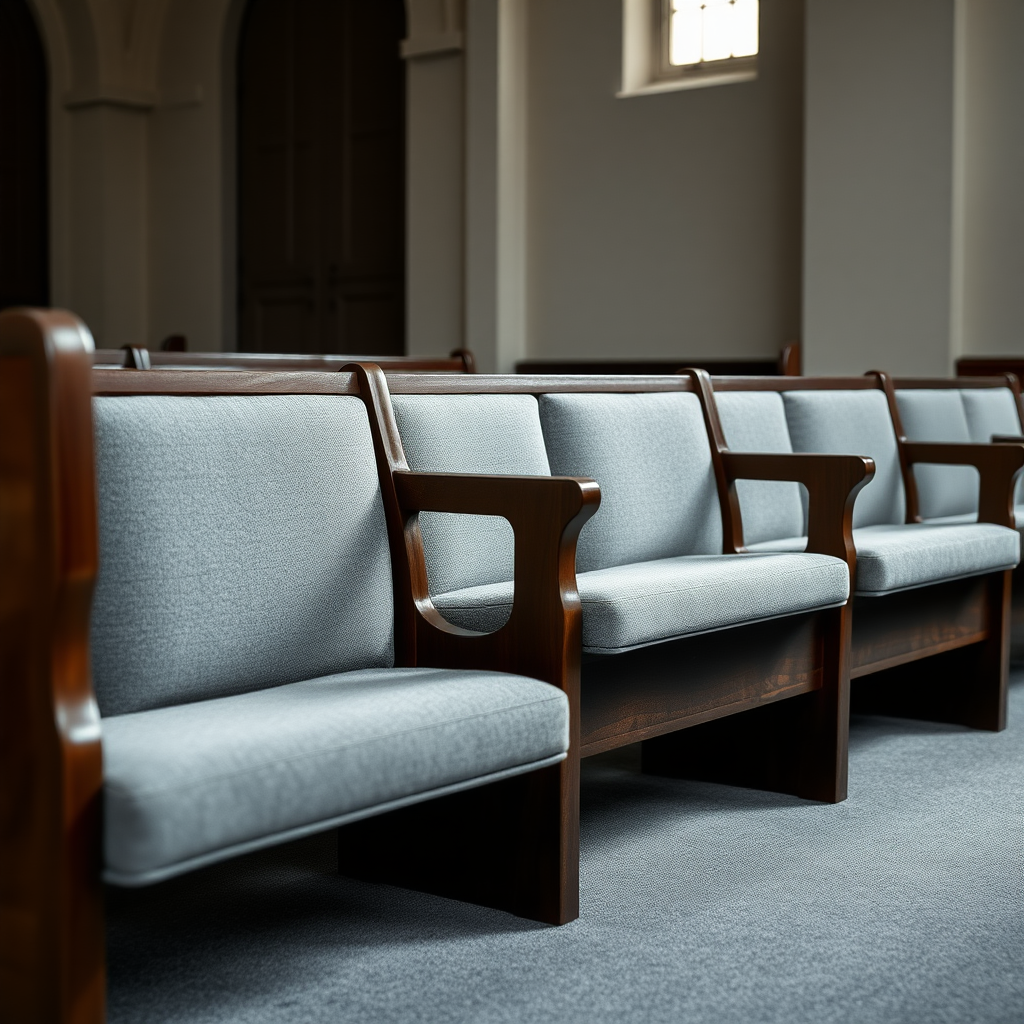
{"left": 669, "top": 0, "right": 759, "bottom": 67}
{"left": 671, "top": 1, "right": 703, "bottom": 67}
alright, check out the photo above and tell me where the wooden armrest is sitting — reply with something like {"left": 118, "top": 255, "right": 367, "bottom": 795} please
{"left": 393, "top": 470, "right": 600, "bottom": 683}
{"left": 992, "top": 434, "right": 1024, "bottom": 445}
{"left": 721, "top": 451, "right": 874, "bottom": 565}
{"left": 901, "top": 441, "right": 1024, "bottom": 527}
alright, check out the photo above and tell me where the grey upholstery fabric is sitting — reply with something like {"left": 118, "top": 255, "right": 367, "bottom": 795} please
{"left": 853, "top": 523, "right": 1019, "bottom": 594}
{"left": 895, "top": 390, "right": 979, "bottom": 520}
{"left": 960, "top": 387, "right": 1024, "bottom": 506}
{"left": 91, "top": 396, "right": 394, "bottom": 717}
{"left": 102, "top": 667, "right": 569, "bottom": 883}
{"left": 783, "top": 390, "right": 905, "bottom": 528}
{"left": 714, "top": 391, "right": 806, "bottom": 544}
{"left": 432, "top": 552, "right": 849, "bottom": 653}
{"left": 746, "top": 522, "right": 1019, "bottom": 593}
{"left": 391, "top": 394, "right": 551, "bottom": 595}
{"left": 960, "top": 387, "right": 1022, "bottom": 443}
{"left": 539, "top": 393, "right": 722, "bottom": 572}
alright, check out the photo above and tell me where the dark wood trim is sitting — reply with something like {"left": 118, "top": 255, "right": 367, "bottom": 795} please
{"left": 851, "top": 571, "right": 1009, "bottom": 730}
{"left": 722, "top": 452, "right": 872, "bottom": 568}
{"left": 870, "top": 370, "right": 923, "bottom": 523}
{"left": 514, "top": 342, "right": 801, "bottom": 378}
{"left": 0, "top": 308, "right": 105, "bottom": 1024}
{"left": 92, "top": 349, "right": 476, "bottom": 374}
{"left": 778, "top": 341, "right": 802, "bottom": 376}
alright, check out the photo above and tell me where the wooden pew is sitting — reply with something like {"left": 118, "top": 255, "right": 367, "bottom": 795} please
{"left": 92, "top": 346, "right": 477, "bottom": 373}
{"left": 350, "top": 366, "right": 870, "bottom": 817}
{"left": 883, "top": 372, "right": 1024, "bottom": 651}
{"left": 1, "top": 310, "right": 589, "bottom": 1024}
{"left": 515, "top": 341, "right": 801, "bottom": 377}
{"left": 703, "top": 371, "right": 1022, "bottom": 730}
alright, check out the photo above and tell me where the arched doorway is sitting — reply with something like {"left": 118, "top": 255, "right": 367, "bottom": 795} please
{"left": 237, "top": 0, "right": 406, "bottom": 354}
{"left": 0, "top": 0, "right": 48, "bottom": 310}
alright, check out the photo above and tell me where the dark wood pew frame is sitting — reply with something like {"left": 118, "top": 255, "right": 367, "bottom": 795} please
{"left": 881, "top": 371, "right": 1024, "bottom": 651}
{"left": 702, "top": 371, "right": 1023, "bottom": 731}
{"left": 956, "top": 356, "right": 1024, "bottom": 380}
{"left": 1, "top": 311, "right": 589, "bottom": 1023}
{"left": 92, "top": 346, "right": 477, "bottom": 373}
{"left": 349, "top": 367, "right": 872, "bottom": 838}
{"left": 515, "top": 341, "right": 801, "bottom": 377}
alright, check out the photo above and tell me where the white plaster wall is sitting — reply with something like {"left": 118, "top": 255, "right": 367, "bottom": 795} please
{"left": 803, "top": 0, "right": 956, "bottom": 376}
{"left": 526, "top": 0, "right": 805, "bottom": 361}
{"left": 955, "top": 0, "right": 1024, "bottom": 358}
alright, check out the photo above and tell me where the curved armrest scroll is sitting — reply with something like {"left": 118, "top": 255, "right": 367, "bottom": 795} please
{"left": 721, "top": 451, "right": 874, "bottom": 566}
{"left": 393, "top": 471, "right": 600, "bottom": 687}
{"left": 902, "top": 441, "right": 1024, "bottom": 528}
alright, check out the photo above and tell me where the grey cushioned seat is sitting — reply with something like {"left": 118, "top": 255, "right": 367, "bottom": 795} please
{"left": 853, "top": 523, "right": 1019, "bottom": 594}
{"left": 433, "top": 551, "right": 850, "bottom": 653}
{"left": 103, "top": 666, "right": 568, "bottom": 884}
{"left": 747, "top": 524, "right": 1019, "bottom": 594}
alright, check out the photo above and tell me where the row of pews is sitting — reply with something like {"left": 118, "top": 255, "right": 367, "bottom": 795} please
{"left": 3, "top": 307, "right": 1023, "bottom": 1023}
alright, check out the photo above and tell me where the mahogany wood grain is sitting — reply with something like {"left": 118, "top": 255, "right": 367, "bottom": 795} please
{"left": 583, "top": 614, "right": 821, "bottom": 753}
{"left": 850, "top": 578, "right": 990, "bottom": 676}
{"left": 640, "top": 607, "right": 852, "bottom": 803}
{"left": 0, "top": 309, "right": 104, "bottom": 1024}
{"left": 852, "top": 571, "right": 1010, "bottom": 730}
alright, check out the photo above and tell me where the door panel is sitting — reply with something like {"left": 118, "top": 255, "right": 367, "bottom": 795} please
{"left": 238, "top": 0, "right": 406, "bottom": 355}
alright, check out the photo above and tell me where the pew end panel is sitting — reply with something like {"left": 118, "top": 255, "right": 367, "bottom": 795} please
{"left": 347, "top": 470, "right": 600, "bottom": 925}
{"left": 0, "top": 308, "right": 106, "bottom": 1024}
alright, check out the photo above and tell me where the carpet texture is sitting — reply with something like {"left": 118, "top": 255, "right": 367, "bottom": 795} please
{"left": 106, "top": 674, "right": 1024, "bottom": 1023}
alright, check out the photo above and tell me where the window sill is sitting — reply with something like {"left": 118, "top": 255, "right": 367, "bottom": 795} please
{"left": 617, "top": 69, "right": 757, "bottom": 98}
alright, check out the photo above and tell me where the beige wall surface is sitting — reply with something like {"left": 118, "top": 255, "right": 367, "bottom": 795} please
{"left": 955, "top": 0, "right": 1024, "bottom": 359}
{"left": 803, "top": 0, "right": 956, "bottom": 376}
{"left": 525, "top": 0, "right": 805, "bottom": 361}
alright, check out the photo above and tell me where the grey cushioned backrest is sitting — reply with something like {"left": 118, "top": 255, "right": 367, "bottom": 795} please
{"left": 91, "top": 395, "right": 394, "bottom": 717}
{"left": 783, "top": 390, "right": 905, "bottom": 528}
{"left": 960, "top": 387, "right": 1021, "bottom": 442}
{"left": 539, "top": 392, "right": 722, "bottom": 572}
{"left": 895, "top": 390, "right": 978, "bottom": 519}
{"left": 714, "top": 391, "right": 805, "bottom": 544}
{"left": 390, "top": 394, "right": 551, "bottom": 593}
{"left": 960, "top": 387, "right": 1024, "bottom": 505}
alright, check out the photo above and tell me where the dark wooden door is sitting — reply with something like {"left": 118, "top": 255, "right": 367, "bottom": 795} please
{"left": 237, "top": 0, "right": 406, "bottom": 355}
{"left": 0, "top": 0, "right": 48, "bottom": 311}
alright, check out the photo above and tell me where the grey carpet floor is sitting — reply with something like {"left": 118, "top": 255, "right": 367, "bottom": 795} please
{"left": 106, "top": 674, "right": 1024, "bottom": 1024}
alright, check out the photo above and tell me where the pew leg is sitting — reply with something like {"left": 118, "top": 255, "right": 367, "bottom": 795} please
{"left": 640, "top": 605, "right": 852, "bottom": 804}
{"left": 851, "top": 570, "right": 1010, "bottom": 732}
{"left": 336, "top": 756, "right": 579, "bottom": 926}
